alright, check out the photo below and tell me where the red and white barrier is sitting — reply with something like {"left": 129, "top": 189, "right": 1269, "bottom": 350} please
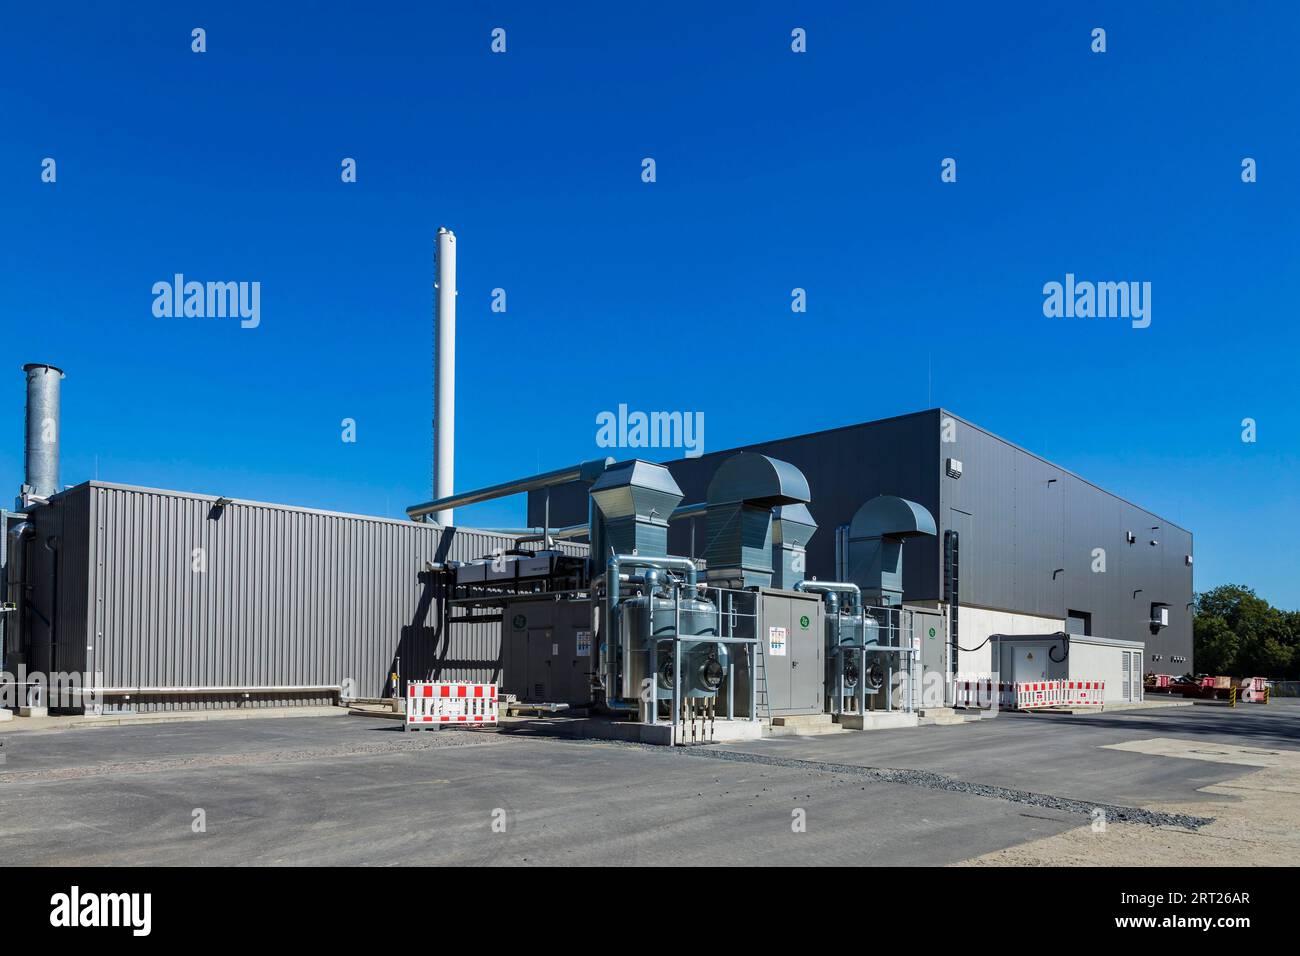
{"left": 954, "top": 679, "right": 1016, "bottom": 709}
{"left": 1060, "top": 680, "right": 1105, "bottom": 705}
{"left": 1240, "top": 677, "right": 1268, "bottom": 703}
{"left": 1016, "top": 681, "right": 1062, "bottom": 709}
{"left": 954, "top": 678, "right": 1106, "bottom": 711}
{"left": 405, "top": 681, "right": 498, "bottom": 731}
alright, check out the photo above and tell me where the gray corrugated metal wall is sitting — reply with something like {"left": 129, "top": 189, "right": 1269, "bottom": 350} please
{"left": 28, "top": 482, "right": 585, "bottom": 712}
{"left": 939, "top": 412, "right": 1193, "bottom": 665}
{"left": 25, "top": 485, "right": 91, "bottom": 685}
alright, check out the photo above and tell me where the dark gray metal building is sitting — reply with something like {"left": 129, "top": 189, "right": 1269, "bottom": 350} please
{"left": 7, "top": 481, "right": 584, "bottom": 712}
{"left": 530, "top": 409, "right": 1194, "bottom": 674}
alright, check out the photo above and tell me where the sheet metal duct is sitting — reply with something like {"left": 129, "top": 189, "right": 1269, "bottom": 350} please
{"left": 22, "top": 363, "right": 64, "bottom": 507}
{"left": 704, "top": 453, "right": 811, "bottom": 588}
{"left": 589, "top": 460, "right": 683, "bottom": 558}
{"left": 846, "top": 495, "right": 936, "bottom": 606}
{"left": 771, "top": 503, "right": 817, "bottom": 589}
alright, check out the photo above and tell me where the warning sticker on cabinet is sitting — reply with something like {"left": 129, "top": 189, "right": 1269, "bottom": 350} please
{"left": 768, "top": 626, "right": 788, "bottom": 656}
{"left": 576, "top": 630, "right": 592, "bottom": 656}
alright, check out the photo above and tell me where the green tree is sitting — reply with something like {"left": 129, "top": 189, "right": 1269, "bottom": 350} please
{"left": 1194, "top": 584, "right": 1299, "bottom": 679}
{"left": 1193, "top": 614, "right": 1238, "bottom": 675}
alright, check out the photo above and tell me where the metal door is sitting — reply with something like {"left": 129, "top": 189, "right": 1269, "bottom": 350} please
{"left": 790, "top": 602, "right": 821, "bottom": 712}
{"left": 527, "top": 627, "right": 553, "bottom": 701}
{"left": 915, "top": 610, "right": 946, "bottom": 680}
{"left": 504, "top": 626, "right": 529, "bottom": 700}
{"left": 1014, "top": 645, "right": 1047, "bottom": 683}
{"left": 1122, "top": 651, "right": 1132, "bottom": 701}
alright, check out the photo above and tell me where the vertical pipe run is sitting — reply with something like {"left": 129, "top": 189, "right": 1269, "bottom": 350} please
{"left": 433, "top": 229, "right": 456, "bottom": 525}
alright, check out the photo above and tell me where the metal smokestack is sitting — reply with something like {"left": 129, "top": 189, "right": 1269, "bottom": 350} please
{"left": 22, "top": 363, "right": 64, "bottom": 506}
{"left": 432, "top": 228, "right": 456, "bottom": 525}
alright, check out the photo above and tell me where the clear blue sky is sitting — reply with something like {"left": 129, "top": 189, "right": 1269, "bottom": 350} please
{"left": 2, "top": 2, "right": 1297, "bottom": 608}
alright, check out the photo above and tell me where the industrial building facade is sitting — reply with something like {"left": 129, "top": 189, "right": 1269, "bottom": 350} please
{"left": 7, "top": 481, "right": 583, "bottom": 712}
{"left": 530, "top": 409, "right": 1194, "bottom": 674}
{"left": 2, "top": 407, "right": 1193, "bottom": 718}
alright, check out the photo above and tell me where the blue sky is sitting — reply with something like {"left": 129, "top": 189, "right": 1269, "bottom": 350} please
{"left": 2, "top": 2, "right": 1296, "bottom": 607}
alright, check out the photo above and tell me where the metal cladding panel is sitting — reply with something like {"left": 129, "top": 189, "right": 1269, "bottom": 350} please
{"left": 939, "top": 414, "right": 1192, "bottom": 662}
{"left": 49, "top": 482, "right": 584, "bottom": 711}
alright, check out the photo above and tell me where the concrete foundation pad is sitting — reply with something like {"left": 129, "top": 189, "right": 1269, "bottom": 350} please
{"left": 834, "top": 712, "right": 919, "bottom": 730}
{"left": 1027, "top": 699, "right": 1197, "bottom": 716}
{"left": 18, "top": 706, "right": 48, "bottom": 718}
{"left": 0, "top": 709, "right": 12, "bottom": 722}
{"left": 518, "top": 716, "right": 764, "bottom": 746}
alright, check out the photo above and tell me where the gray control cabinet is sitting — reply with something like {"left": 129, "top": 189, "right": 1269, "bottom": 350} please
{"left": 501, "top": 597, "right": 594, "bottom": 705}
{"left": 731, "top": 588, "right": 824, "bottom": 718}
{"left": 912, "top": 608, "right": 946, "bottom": 682}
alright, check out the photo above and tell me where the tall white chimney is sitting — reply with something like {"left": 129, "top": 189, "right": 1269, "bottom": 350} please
{"left": 433, "top": 227, "right": 456, "bottom": 525}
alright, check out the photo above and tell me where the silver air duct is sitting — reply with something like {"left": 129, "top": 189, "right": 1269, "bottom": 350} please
{"left": 22, "top": 363, "right": 64, "bottom": 506}
{"left": 846, "top": 495, "right": 937, "bottom": 607}
{"left": 589, "top": 460, "right": 684, "bottom": 558}
{"left": 432, "top": 227, "right": 456, "bottom": 526}
{"left": 703, "top": 453, "right": 811, "bottom": 588}
{"left": 772, "top": 503, "right": 817, "bottom": 589}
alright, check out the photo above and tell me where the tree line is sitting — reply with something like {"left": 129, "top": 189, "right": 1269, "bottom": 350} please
{"left": 1193, "top": 584, "right": 1300, "bottom": 679}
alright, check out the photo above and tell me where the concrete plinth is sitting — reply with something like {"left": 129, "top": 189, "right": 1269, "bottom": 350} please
{"left": 560, "top": 717, "right": 764, "bottom": 746}
{"left": 833, "top": 712, "right": 919, "bottom": 730}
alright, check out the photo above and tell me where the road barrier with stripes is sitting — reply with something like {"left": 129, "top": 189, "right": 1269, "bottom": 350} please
{"left": 405, "top": 681, "right": 498, "bottom": 731}
{"left": 954, "top": 678, "right": 1105, "bottom": 711}
{"left": 1060, "top": 680, "right": 1104, "bottom": 705}
{"left": 1240, "top": 677, "right": 1269, "bottom": 704}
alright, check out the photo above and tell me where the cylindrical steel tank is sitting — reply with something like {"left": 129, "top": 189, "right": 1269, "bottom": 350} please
{"left": 826, "top": 609, "right": 883, "bottom": 704}
{"left": 620, "top": 589, "right": 726, "bottom": 701}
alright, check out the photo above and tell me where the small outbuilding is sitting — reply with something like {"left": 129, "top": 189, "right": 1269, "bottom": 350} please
{"left": 990, "top": 633, "right": 1145, "bottom": 705}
